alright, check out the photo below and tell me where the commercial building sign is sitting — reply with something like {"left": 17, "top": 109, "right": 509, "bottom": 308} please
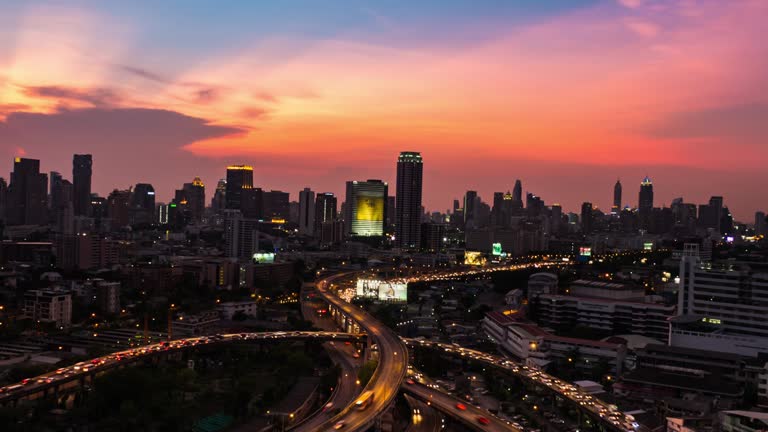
{"left": 252, "top": 252, "right": 275, "bottom": 263}
{"left": 464, "top": 251, "right": 486, "bottom": 266}
{"left": 492, "top": 243, "right": 502, "bottom": 256}
{"left": 355, "top": 279, "right": 407, "bottom": 302}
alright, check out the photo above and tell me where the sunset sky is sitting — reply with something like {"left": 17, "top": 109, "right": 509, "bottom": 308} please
{"left": 1, "top": 0, "right": 766, "bottom": 220}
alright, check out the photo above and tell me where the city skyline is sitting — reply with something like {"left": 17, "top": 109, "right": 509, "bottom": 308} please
{"left": 1, "top": 0, "right": 767, "bottom": 219}
{"left": 2, "top": 152, "right": 761, "bottom": 222}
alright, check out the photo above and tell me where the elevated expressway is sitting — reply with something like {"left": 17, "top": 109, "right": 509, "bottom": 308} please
{"left": 0, "top": 331, "right": 363, "bottom": 406}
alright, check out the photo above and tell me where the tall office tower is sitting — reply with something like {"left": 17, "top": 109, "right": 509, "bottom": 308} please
{"left": 73, "top": 154, "right": 92, "bottom": 216}
{"left": 183, "top": 177, "right": 206, "bottom": 221}
{"left": 512, "top": 179, "right": 522, "bottom": 203}
{"left": 298, "top": 188, "right": 315, "bottom": 236}
{"left": 638, "top": 176, "right": 653, "bottom": 229}
{"left": 638, "top": 176, "right": 653, "bottom": 211}
{"left": 453, "top": 199, "right": 460, "bottom": 214}
{"left": 225, "top": 165, "right": 253, "bottom": 210}
{"left": 550, "top": 203, "right": 562, "bottom": 234}
{"left": 492, "top": 192, "right": 505, "bottom": 226}
{"left": 526, "top": 193, "right": 545, "bottom": 217}
{"left": 612, "top": 179, "right": 622, "bottom": 214}
{"left": 240, "top": 187, "right": 263, "bottom": 219}
{"left": 345, "top": 179, "right": 388, "bottom": 237}
{"left": 314, "top": 192, "right": 337, "bottom": 234}
{"left": 131, "top": 183, "right": 156, "bottom": 212}
{"left": 698, "top": 196, "right": 724, "bottom": 232}
{"left": 107, "top": 189, "right": 131, "bottom": 228}
{"left": 386, "top": 196, "right": 396, "bottom": 230}
{"left": 211, "top": 179, "right": 226, "bottom": 211}
{"left": 464, "top": 190, "right": 478, "bottom": 224}
{"left": 130, "top": 183, "right": 155, "bottom": 225}
{"left": 395, "top": 151, "right": 423, "bottom": 249}
{"left": 54, "top": 179, "right": 75, "bottom": 234}
{"left": 756, "top": 211, "right": 767, "bottom": 236}
{"left": 581, "top": 202, "right": 593, "bottom": 234}
{"left": 7, "top": 158, "right": 48, "bottom": 226}
{"left": 49, "top": 171, "right": 63, "bottom": 209}
{"left": 0, "top": 177, "right": 7, "bottom": 223}
{"left": 263, "top": 190, "right": 290, "bottom": 220}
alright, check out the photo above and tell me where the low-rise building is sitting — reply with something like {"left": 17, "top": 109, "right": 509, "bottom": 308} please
{"left": 23, "top": 289, "right": 72, "bottom": 329}
{"left": 536, "top": 294, "right": 674, "bottom": 340}
{"left": 721, "top": 411, "right": 768, "bottom": 432}
{"left": 483, "top": 311, "right": 626, "bottom": 374}
{"left": 217, "top": 300, "right": 259, "bottom": 320}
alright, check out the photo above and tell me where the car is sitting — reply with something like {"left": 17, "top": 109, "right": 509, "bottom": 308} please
{"left": 455, "top": 403, "right": 467, "bottom": 411}
{"left": 352, "top": 353, "right": 360, "bottom": 359}
{"left": 406, "top": 379, "right": 415, "bottom": 385}
{"left": 344, "top": 341, "right": 351, "bottom": 345}
{"left": 323, "top": 402, "right": 334, "bottom": 412}
{"left": 333, "top": 421, "right": 346, "bottom": 429}
{"left": 476, "top": 416, "right": 490, "bottom": 425}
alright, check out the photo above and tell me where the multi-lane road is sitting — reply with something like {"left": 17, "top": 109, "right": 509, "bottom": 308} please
{"left": 403, "top": 381, "right": 516, "bottom": 432}
{"left": 0, "top": 331, "right": 362, "bottom": 404}
{"left": 406, "top": 339, "right": 638, "bottom": 432}
{"left": 309, "top": 273, "right": 409, "bottom": 431}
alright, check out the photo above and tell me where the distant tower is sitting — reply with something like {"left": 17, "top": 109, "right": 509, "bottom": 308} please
{"left": 638, "top": 176, "right": 653, "bottom": 229}
{"left": 183, "top": 177, "right": 206, "bottom": 221}
{"left": 581, "top": 202, "right": 593, "bottom": 234}
{"left": 225, "top": 165, "right": 253, "bottom": 210}
{"left": 211, "top": 179, "right": 226, "bottom": 211}
{"left": 73, "top": 154, "right": 92, "bottom": 216}
{"left": 612, "top": 180, "right": 622, "bottom": 214}
{"left": 512, "top": 180, "right": 523, "bottom": 203}
{"left": 395, "top": 151, "right": 423, "bottom": 249}
{"left": 298, "top": 187, "right": 315, "bottom": 236}
{"left": 464, "top": 190, "right": 478, "bottom": 224}
{"left": 7, "top": 158, "right": 48, "bottom": 226}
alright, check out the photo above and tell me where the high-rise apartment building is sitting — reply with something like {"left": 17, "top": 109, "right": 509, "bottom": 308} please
{"left": 183, "top": 177, "right": 206, "bottom": 221}
{"left": 395, "top": 151, "right": 423, "bottom": 249}
{"left": 314, "top": 192, "right": 337, "bottom": 235}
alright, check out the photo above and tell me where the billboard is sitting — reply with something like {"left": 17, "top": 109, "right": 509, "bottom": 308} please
{"left": 464, "top": 251, "right": 486, "bottom": 266}
{"left": 643, "top": 242, "right": 654, "bottom": 251}
{"left": 492, "top": 243, "right": 502, "bottom": 256}
{"left": 253, "top": 252, "right": 275, "bottom": 263}
{"left": 355, "top": 279, "right": 408, "bottom": 302}
{"left": 579, "top": 247, "right": 592, "bottom": 257}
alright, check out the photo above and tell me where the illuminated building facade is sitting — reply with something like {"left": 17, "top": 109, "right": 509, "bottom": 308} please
{"left": 345, "top": 179, "right": 388, "bottom": 237}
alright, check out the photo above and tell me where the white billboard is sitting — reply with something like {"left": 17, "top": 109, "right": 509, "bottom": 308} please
{"left": 355, "top": 279, "right": 408, "bottom": 302}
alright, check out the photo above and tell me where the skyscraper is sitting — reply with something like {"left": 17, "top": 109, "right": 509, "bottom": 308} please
{"left": 345, "top": 180, "right": 388, "bottom": 237}
{"left": 73, "top": 154, "right": 92, "bottom": 216}
{"left": 211, "top": 179, "right": 226, "bottom": 211}
{"left": 512, "top": 179, "right": 523, "bottom": 203}
{"left": 395, "top": 151, "right": 423, "bottom": 249}
{"left": 298, "top": 188, "right": 315, "bottom": 236}
{"left": 0, "top": 177, "right": 7, "bottom": 224}
{"left": 638, "top": 176, "right": 653, "bottom": 211}
{"left": 183, "top": 177, "right": 205, "bottom": 221}
{"left": 263, "top": 190, "right": 290, "bottom": 220}
{"left": 464, "top": 190, "right": 477, "bottom": 224}
{"left": 7, "top": 158, "right": 48, "bottom": 225}
{"left": 638, "top": 176, "right": 653, "bottom": 229}
{"left": 581, "top": 202, "right": 593, "bottom": 234}
{"left": 315, "top": 192, "right": 337, "bottom": 234}
{"left": 612, "top": 179, "right": 622, "bottom": 214}
{"left": 130, "top": 183, "right": 155, "bottom": 225}
{"left": 107, "top": 189, "right": 131, "bottom": 228}
{"left": 225, "top": 165, "right": 253, "bottom": 210}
